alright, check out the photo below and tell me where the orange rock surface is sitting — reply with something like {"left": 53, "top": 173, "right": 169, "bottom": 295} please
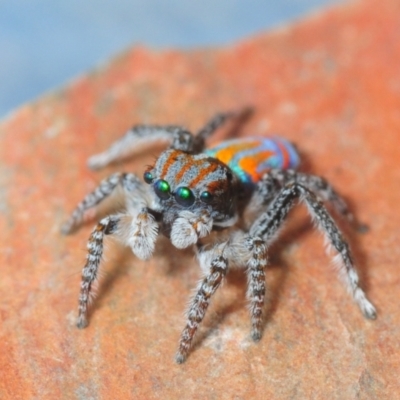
{"left": 0, "top": 0, "right": 399, "bottom": 398}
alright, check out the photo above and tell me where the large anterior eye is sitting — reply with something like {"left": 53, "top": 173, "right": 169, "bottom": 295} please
{"left": 174, "top": 187, "right": 195, "bottom": 207}
{"left": 154, "top": 179, "right": 171, "bottom": 199}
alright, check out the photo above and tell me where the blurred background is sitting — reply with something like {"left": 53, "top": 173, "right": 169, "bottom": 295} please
{"left": 0, "top": 0, "right": 341, "bottom": 118}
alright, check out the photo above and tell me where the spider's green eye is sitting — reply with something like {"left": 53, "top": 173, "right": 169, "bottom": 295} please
{"left": 144, "top": 171, "right": 154, "bottom": 184}
{"left": 200, "top": 191, "right": 213, "bottom": 204}
{"left": 175, "top": 187, "right": 195, "bottom": 207}
{"left": 154, "top": 179, "right": 171, "bottom": 199}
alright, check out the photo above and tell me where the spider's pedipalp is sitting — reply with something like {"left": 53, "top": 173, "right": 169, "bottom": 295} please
{"left": 170, "top": 210, "right": 213, "bottom": 249}
{"left": 119, "top": 208, "right": 159, "bottom": 260}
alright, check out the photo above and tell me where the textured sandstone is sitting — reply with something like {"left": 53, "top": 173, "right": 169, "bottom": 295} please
{"left": 0, "top": 0, "right": 399, "bottom": 398}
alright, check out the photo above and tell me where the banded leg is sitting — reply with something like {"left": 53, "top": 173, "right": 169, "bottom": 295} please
{"left": 245, "top": 236, "right": 267, "bottom": 341}
{"left": 269, "top": 169, "right": 362, "bottom": 229}
{"left": 176, "top": 255, "right": 228, "bottom": 364}
{"left": 77, "top": 207, "right": 159, "bottom": 328}
{"left": 87, "top": 125, "right": 194, "bottom": 170}
{"left": 250, "top": 182, "right": 377, "bottom": 320}
{"left": 61, "top": 172, "right": 146, "bottom": 235}
{"left": 77, "top": 215, "right": 119, "bottom": 328}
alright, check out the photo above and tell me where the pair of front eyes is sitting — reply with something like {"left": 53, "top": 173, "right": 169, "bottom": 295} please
{"left": 144, "top": 171, "right": 213, "bottom": 207}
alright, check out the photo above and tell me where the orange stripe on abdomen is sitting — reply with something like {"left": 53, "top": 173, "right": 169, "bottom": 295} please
{"left": 238, "top": 150, "right": 274, "bottom": 181}
{"left": 212, "top": 141, "right": 259, "bottom": 166}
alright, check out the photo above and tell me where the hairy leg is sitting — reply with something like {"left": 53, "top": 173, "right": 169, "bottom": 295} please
{"left": 250, "top": 182, "right": 376, "bottom": 319}
{"left": 61, "top": 172, "right": 149, "bottom": 234}
{"left": 87, "top": 108, "right": 251, "bottom": 169}
{"left": 245, "top": 236, "right": 268, "bottom": 341}
{"left": 176, "top": 250, "right": 228, "bottom": 363}
{"left": 87, "top": 125, "right": 193, "bottom": 170}
{"left": 170, "top": 209, "right": 213, "bottom": 249}
{"left": 194, "top": 107, "right": 253, "bottom": 152}
{"left": 268, "top": 169, "right": 364, "bottom": 230}
{"left": 77, "top": 215, "right": 119, "bottom": 328}
{"left": 77, "top": 207, "right": 158, "bottom": 328}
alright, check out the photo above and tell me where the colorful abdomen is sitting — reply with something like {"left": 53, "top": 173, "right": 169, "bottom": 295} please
{"left": 206, "top": 137, "right": 300, "bottom": 186}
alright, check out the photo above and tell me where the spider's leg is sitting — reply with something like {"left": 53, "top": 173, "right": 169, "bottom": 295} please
{"left": 194, "top": 107, "right": 253, "bottom": 151}
{"left": 245, "top": 236, "right": 268, "bottom": 341}
{"left": 250, "top": 182, "right": 377, "bottom": 320}
{"left": 77, "top": 215, "right": 119, "bottom": 329}
{"left": 88, "top": 125, "right": 195, "bottom": 170}
{"left": 243, "top": 173, "right": 282, "bottom": 223}
{"left": 269, "top": 169, "right": 364, "bottom": 230}
{"left": 194, "top": 111, "right": 236, "bottom": 150}
{"left": 77, "top": 208, "right": 158, "bottom": 328}
{"left": 170, "top": 209, "right": 213, "bottom": 249}
{"left": 176, "top": 251, "right": 228, "bottom": 363}
{"left": 61, "top": 172, "right": 148, "bottom": 234}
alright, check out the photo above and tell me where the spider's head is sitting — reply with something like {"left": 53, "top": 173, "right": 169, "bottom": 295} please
{"left": 143, "top": 149, "right": 239, "bottom": 226}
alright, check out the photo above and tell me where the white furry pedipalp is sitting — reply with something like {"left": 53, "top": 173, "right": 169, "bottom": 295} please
{"left": 127, "top": 211, "right": 159, "bottom": 260}
{"left": 170, "top": 210, "right": 213, "bottom": 249}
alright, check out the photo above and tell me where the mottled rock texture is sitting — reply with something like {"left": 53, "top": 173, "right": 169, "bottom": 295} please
{"left": 0, "top": 0, "right": 399, "bottom": 398}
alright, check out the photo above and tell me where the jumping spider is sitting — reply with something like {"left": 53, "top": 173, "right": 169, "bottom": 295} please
{"left": 62, "top": 109, "right": 376, "bottom": 363}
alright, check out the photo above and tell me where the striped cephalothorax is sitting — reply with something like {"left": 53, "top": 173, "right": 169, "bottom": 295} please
{"left": 62, "top": 109, "right": 376, "bottom": 364}
{"left": 144, "top": 149, "right": 239, "bottom": 238}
